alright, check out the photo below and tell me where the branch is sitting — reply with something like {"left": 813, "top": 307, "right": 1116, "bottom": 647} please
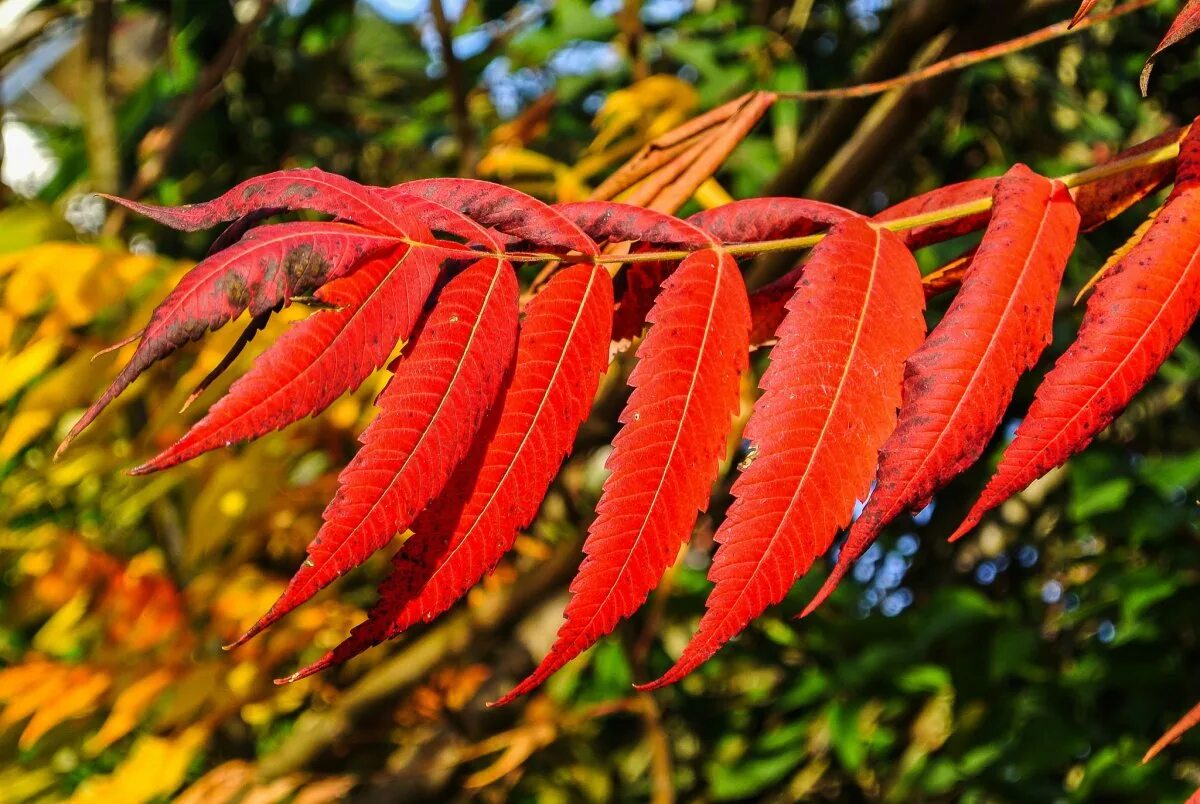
{"left": 430, "top": 0, "right": 476, "bottom": 176}
{"left": 82, "top": 0, "right": 120, "bottom": 194}
{"left": 776, "top": 0, "right": 1154, "bottom": 102}
{"left": 117, "top": 0, "right": 275, "bottom": 206}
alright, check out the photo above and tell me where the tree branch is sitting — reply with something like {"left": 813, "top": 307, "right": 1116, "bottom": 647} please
{"left": 83, "top": 0, "right": 120, "bottom": 194}
{"left": 431, "top": 0, "right": 476, "bottom": 176}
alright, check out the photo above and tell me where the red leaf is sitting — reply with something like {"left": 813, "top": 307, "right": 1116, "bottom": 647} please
{"left": 106, "top": 168, "right": 419, "bottom": 237}
{"left": 684, "top": 198, "right": 855, "bottom": 346}
{"left": 395, "top": 178, "right": 598, "bottom": 255}
{"left": 230, "top": 257, "right": 519, "bottom": 647}
{"left": 952, "top": 133, "right": 1200, "bottom": 540}
{"left": 494, "top": 248, "right": 751, "bottom": 704}
{"left": 688, "top": 198, "right": 853, "bottom": 243}
{"left": 748, "top": 244, "right": 971, "bottom": 348}
{"left": 806, "top": 165, "right": 1080, "bottom": 613}
{"left": 555, "top": 201, "right": 712, "bottom": 248}
{"left": 1071, "top": 0, "right": 1100, "bottom": 27}
{"left": 1074, "top": 127, "right": 1189, "bottom": 231}
{"left": 132, "top": 245, "right": 443, "bottom": 474}
{"left": 1145, "top": 700, "right": 1200, "bottom": 763}
{"left": 612, "top": 255, "right": 676, "bottom": 343}
{"left": 58, "top": 222, "right": 402, "bottom": 456}
{"left": 1142, "top": 0, "right": 1200, "bottom": 94}
{"left": 284, "top": 264, "right": 614, "bottom": 682}
{"left": 558, "top": 202, "right": 712, "bottom": 345}
{"left": 874, "top": 179, "right": 996, "bottom": 250}
{"left": 641, "top": 220, "right": 926, "bottom": 688}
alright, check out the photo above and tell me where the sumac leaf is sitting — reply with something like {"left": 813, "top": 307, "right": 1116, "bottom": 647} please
{"left": 285, "top": 264, "right": 614, "bottom": 681}
{"left": 807, "top": 165, "right": 1080, "bottom": 613}
{"left": 133, "top": 245, "right": 443, "bottom": 473}
{"left": 59, "top": 222, "right": 402, "bottom": 455}
{"left": 953, "top": 129, "right": 1200, "bottom": 539}
{"left": 231, "top": 257, "right": 519, "bottom": 646}
{"left": 642, "top": 219, "right": 925, "bottom": 688}
{"left": 495, "top": 248, "right": 750, "bottom": 704}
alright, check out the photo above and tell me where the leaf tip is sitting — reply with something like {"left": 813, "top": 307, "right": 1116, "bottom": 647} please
{"left": 276, "top": 659, "right": 329, "bottom": 685}
{"left": 223, "top": 625, "right": 263, "bottom": 652}
{"left": 1140, "top": 57, "right": 1156, "bottom": 97}
{"left": 947, "top": 515, "right": 980, "bottom": 543}
{"left": 802, "top": 565, "right": 847, "bottom": 618}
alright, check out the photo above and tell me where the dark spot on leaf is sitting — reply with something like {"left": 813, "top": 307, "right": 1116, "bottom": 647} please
{"left": 284, "top": 183, "right": 320, "bottom": 201}
{"left": 283, "top": 244, "right": 332, "bottom": 293}
{"left": 221, "top": 275, "right": 251, "bottom": 309}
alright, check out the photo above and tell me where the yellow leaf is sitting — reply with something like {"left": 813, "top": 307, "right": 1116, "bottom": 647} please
{"left": 31, "top": 591, "right": 92, "bottom": 657}
{"left": 0, "top": 310, "right": 14, "bottom": 350}
{"left": 589, "top": 75, "right": 698, "bottom": 153}
{"left": 70, "top": 725, "right": 208, "bottom": 804}
{"left": 0, "top": 764, "right": 59, "bottom": 804}
{"left": 0, "top": 335, "right": 62, "bottom": 404}
{"left": 19, "top": 666, "right": 111, "bottom": 749}
{"left": 693, "top": 178, "right": 736, "bottom": 210}
{"left": 0, "top": 660, "right": 61, "bottom": 705}
{"left": 174, "top": 761, "right": 255, "bottom": 804}
{"left": 293, "top": 777, "right": 357, "bottom": 804}
{"left": 478, "top": 145, "right": 566, "bottom": 178}
{"left": 85, "top": 669, "right": 176, "bottom": 755}
{"left": 0, "top": 409, "right": 54, "bottom": 461}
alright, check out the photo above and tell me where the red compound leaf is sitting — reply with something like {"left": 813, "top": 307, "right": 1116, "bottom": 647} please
{"left": 494, "top": 248, "right": 751, "bottom": 705}
{"left": 58, "top": 222, "right": 403, "bottom": 456}
{"left": 642, "top": 219, "right": 926, "bottom": 689}
{"left": 807, "top": 165, "right": 1080, "bottom": 614}
{"left": 230, "top": 257, "right": 520, "bottom": 647}
{"left": 284, "top": 264, "right": 614, "bottom": 682}
{"left": 133, "top": 244, "right": 443, "bottom": 474}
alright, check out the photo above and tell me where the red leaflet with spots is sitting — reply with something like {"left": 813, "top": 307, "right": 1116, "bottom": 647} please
{"left": 58, "top": 222, "right": 404, "bottom": 456}
{"left": 394, "top": 178, "right": 598, "bottom": 256}
{"left": 106, "top": 168, "right": 418, "bottom": 236}
{"left": 874, "top": 178, "right": 996, "bottom": 250}
{"left": 495, "top": 248, "right": 750, "bottom": 704}
{"left": 231, "top": 258, "right": 519, "bottom": 647}
{"left": 642, "top": 219, "right": 925, "bottom": 688}
{"left": 133, "top": 245, "right": 443, "bottom": 474}
{"left": 808, "top": 165, "right": 1080, "bottom": 613}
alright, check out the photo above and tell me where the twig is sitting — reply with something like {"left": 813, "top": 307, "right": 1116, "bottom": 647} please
{"left": 114, "top": 0, "right": 275, "bottom": 210}
{"left": 82, "top": 0, "right": 119, "bottom": 194}
{"left": 776, "top": 0, "right": 1154, "bottom": 102}
{"left": 430, "top": 0, "right": 476, "bottom": 176}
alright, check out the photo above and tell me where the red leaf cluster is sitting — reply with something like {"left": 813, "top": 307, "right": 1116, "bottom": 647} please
{"left": 64, "top": 118, "right": 1199, "bottom": 700}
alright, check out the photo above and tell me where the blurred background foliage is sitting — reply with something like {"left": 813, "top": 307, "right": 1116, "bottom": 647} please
{"left": 1, "top": 0, "right": 1199, "bottom": 801}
